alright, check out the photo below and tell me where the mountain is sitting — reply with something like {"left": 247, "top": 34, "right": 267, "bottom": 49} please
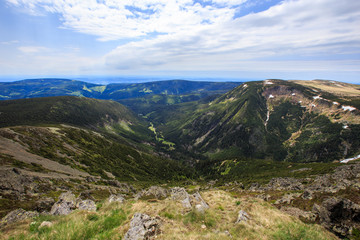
{"left": 0, "top": 78, "right": 242, "bottom": 101}
{"left": 158, "top": 80, "right": 360, "bottom": 163}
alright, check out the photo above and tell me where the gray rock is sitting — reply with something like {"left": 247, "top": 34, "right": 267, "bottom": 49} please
{"left": 275, "top": 193, "right": 300, "bottom": 205}
{"left": 76, "top": 199, "right": 96, "bottom": 211}
{"left": 0, "top": 209, "right": 39, "bottom": 228}
{"left": 35, "top": 197, "right": 55, "bottom": 213}
{"left": 192, "top": 192, "right": 209, "bottom": 212}
{"left": 124, "top": 213, "right": 161, "bottom": 240}
{"left": 106, "top": 180, "right": 135, "bottom": 193}
{"left": 50, "top": 192, "right": 76, "bottom": 215}
{"left": 280, "top": 207, "right": 316, "bottom": 222}
{"left": 135, "top": 186, "right": 169, "bottom": 200}
{"left": 266, "top": 177, "right": 304, "bottom": 191}
{"left": 312, "top": 197, "right": 360, "bottom": 237}
{"left": 256, "top": 194, "right": 270, "bottom": 201}
{"left": 170, "top": 187, "right": 192, "bottom": 208}
{"left": 39, "top": 221, "right": 53, "bottom": 228}
{"left": 301, "top": 190, "right": 314, "bottom": 200}
{"left": 236, "top": 210, "right": 249, "bottom": 223}
{"left": 108, "top": 194, "right": 125, "bottom": 203}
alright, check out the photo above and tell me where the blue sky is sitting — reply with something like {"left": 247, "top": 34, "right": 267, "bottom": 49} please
{"left": 0, "top": 0, "right": 359, "bottom": 83}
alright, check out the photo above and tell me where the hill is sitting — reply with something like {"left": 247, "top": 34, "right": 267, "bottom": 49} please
{"left": 158, "top": 80, "right": 360, "bottom": 163}
{"left": 0, "top": 78, "right": 242, "bottom": 101}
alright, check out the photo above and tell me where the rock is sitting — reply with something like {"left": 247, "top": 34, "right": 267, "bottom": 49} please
{"left": 78, "top": 191, "right": 95, "bottom": 201}
{"left": 256, "top": 194, "right": 270, "bottom": 201}
{"left": 0, "top": 209, "right": 39, "bottom": 228}
{"left": 170, "top": 187, "right": 192, "bottom": 208}
{"left": 108, "top": 194, "right": 125, "bottom": 203}
{"left": 275, "top": 193, "right": 300, "bottom": 205}
{"left": 106, "top": 180, "right": 135, "bottom": 193}
{"left": 76, "top": 199, "right": 96, "bottom": 211}
{"left": 236, "top": 210, "right": 249, "bottom": 223}
{"left": 248, "top": 182, "right": 261, "bottom": 192}
{"left": 135, "top": 186, "right": 169, "bottom": 200}
{"left": 124, "top": 213, "right": 161, "bottom": 240}
{"left": 312, "top": 197, "right": 360, "bottom": 237}
{"left": 266, "top": 177, "right": 304, "bottom": 191}
{"left": 35, "top": 197, "right": 55, "bottom": 213}
{"left": 85, "top": 176, "right": 98, "bottom": 183}
{"left": 301, "top": 190, "right": 314, "bottom": 200}
{"left": 201, "top": 224, "right": 206, "bottom": 229}
{"left": 280, "top": 207, "right": 316, "bottom": 222}
{"left": 50, "top": 191, "right": 76, "bottom": 215}
{"left": 39, "top": 221, "right": 53, "bottom": 228}
{"left": 192, "top": 192, "right": 209, "bottom": 210}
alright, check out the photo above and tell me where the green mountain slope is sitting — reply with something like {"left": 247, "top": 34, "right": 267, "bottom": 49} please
{"left": 159, "top": 80, "right": 360, "bottom": 163}
{"left": 0, "top": 78, "right": 242, "bottom": 101}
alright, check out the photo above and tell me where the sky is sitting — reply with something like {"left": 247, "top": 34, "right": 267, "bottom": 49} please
{"left": 0, "top": 0, "right": 359, "bottom": 83}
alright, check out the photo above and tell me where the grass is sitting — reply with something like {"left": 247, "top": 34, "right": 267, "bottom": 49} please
{"left": 1, "top": 190, "right": 339, "bottom": 240}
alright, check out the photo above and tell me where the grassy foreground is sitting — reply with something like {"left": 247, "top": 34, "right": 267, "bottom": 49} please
{"left": 1, "top": 190, "right": 337, "bottom": 240}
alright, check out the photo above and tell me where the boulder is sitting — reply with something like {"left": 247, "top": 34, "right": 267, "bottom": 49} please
{"left": 124, "top": 213, "right": 161, "bottom": 240}
{"left": 50, "top": 192, "right": 76, "bottom": 215}
{"left": 280, "top": 207, "right": 316, "bottom": 222}
{"left": 275, "top": 193, "right": 300, "bottom": 205}
{"left": 266, "top": 177, "right": 304, "bottom": 191}
{"left": 0, "top": 209, "right": 39, "bottom": 228}
{"left": 256, "top": 194, "right": 271, "bottom": 201}
{"left": 106, "top": 180, "right": 135, "bottom": 193}
{"left": 108, "top": 194, "right": 125, "bottom": 203}
{"left": 35, "top": 197, "right": 55, "bottom": 213}
{"left": 39, "top": 221, "right": 53, "bottom": 228}
{"left": 135, "top": 186, "right": 169, "bottom": 200}
{"left": 301, "top": 190, "right": 314, "bottom": 200}
{"left": 236, "top": 210, "right": 250, "bottom": 223}
{"left": 170, "top": 187, "right": 192, "bottom": 208}
{"left": 312, "top": 197, "right": 360, "bottom": 237}
{"left": 192, "top": 192, "right": 209, "bottom": 213}
{"left": 76, "top": 199, "right": 96, "bottom": 211}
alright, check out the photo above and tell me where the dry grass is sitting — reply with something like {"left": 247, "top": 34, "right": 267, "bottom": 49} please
{"left": 1, "top": 190, "right": 339, "bottom": 240}
{"left": 293, "top": 80, "right": 360, "bottom": 97}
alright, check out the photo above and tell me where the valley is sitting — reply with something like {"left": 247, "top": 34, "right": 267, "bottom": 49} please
{"left": 0, "top": 79, "right": 360, "bottom": 239}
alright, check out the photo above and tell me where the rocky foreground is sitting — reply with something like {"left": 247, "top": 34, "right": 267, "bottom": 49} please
{"left": 1, "top": 162, "right": 360, "bottom": 239}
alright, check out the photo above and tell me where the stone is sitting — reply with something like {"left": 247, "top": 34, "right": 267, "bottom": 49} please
{"left": 124, "top": 213, "right": 161, "bottom": 240}
{"left": 256, "top": 194, "right": 270, "bottom": 201}
{"left": 106, "top": 180, "right": 135, "bottom": 193}
{"left": 266, "top": 177, "right": 304, "bottom": 191}
{"left": 236, "top": 210, "right": 249, "bottom": 223}
{"left": 35, "top": 197, "right": 55, "bottom": 213}
{"left": 50, "top": 191, "right": 76, "bottom": 215}
{"left": 39, "top": 221, "right": 53, "bottom": 228}
{"left": 135, "top": 186, "right": 169, "bottom": 200}
{"left": 275, "top": 193, "right": 300, "bottom": 205}
{"left": 108, "top": 194, "right": 125, "bottom": 203}
{"left": 280, "top": 207, "right": 316, "bottom": 222}
{"left": 0, "top": 209, "right": 39, "bottom": 228}
{"left": 312, "top": 197, "right": 360, "bottom": 237}
{"left": 301, "top": 190, "right": 314, "bottom": 200}
{"left": 170, "top": 187, "right": 192, "bottom": 208}
{"left": 76, "top": 199, "right": 96, "bottom": 211}
{"left": 192, "top": 192, "right": 209, "bottom": 210}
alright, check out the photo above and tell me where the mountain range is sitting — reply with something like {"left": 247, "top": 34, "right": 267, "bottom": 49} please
{"left": 1, "top": 78, "right": 360, "bottom": 239}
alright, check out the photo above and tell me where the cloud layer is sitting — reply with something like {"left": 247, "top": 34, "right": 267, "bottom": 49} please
{"left": 5, "top": 0, "right": 360, "bottom": 79}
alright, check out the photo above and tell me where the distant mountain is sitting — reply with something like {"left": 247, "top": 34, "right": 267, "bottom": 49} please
{"left": 0, "top": 78, "right": 242, "bottom": 101}
{"left": 158, "top": 80, "right": 360, "bottom": 163}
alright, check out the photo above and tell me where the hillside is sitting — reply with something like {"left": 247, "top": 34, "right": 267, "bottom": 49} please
{"left": 0, "top": 79, "right": 242, "bottom": 101}
{"left": 158, "top": 80, "right": 360, "bottom": 163}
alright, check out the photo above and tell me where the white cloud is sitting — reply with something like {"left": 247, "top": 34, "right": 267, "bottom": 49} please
{"left": 18, "top": 46, "right": 50, "bottom": 54}
{"left": 5, "top": 0, "right": 360, "bottom": 78}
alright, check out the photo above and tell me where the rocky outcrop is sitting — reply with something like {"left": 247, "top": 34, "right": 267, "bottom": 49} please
{"left": 280, "top": 207, "right": 316, "bottom": 222}
{"left": 170, "top": 187, "right": 192, "bottom": 208}
{"left": 0, "top": 209, "right": 38, "bottom": 228}
{"left": 124, "top": 213, "right": 161, "bottom": 240}
{"left": 50, "top": 192, "right": 76, "bottom": 215}
{"left": 76, "top": 199, "right": 96, "bottom": 211}
{"left": 108, "top": 194, "right": 125, "bottom": 203}
{"left": 275, "top": 193, "right": 301, "bottom": 205}
{"left": 266, "top": 177, "right": 304, "bottom": 191}
{"left": 106, "top": 180, "right": 135, "bottom": 193}
{"left": 236, "top": 210, "right": 250, "bottom": 223}
{"left": 170, "top": 188, "right": 209, "bottom": 211}
{"left": 34, "top": 197, "right": 55, "bottom": 213}
{"left": 312, "top": 197, "right": 360, "bottom": 237}
{"left": 135, "top": 186, "right": 169, "bottom": 200}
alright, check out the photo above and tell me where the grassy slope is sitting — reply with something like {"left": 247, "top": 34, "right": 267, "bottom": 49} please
{"left": 157, "top": 80, "right": 360, "bottom": 163}
{"left": 1, "top": 190, "right": 337, "bottom": 240}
